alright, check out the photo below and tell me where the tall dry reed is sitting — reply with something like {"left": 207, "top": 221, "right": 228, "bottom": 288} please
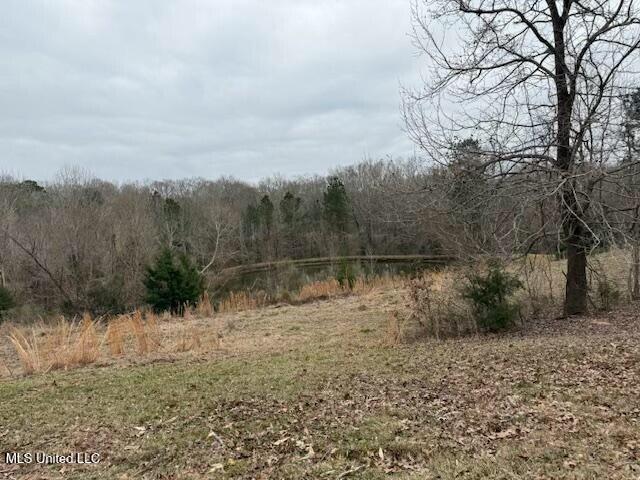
{"left": 196, "top": 291, "right": 214, "bottom": 317}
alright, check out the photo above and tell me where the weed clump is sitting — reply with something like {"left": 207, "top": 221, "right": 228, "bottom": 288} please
{"left": 407, "top": 270, "right": 474, "bottom": 339}
{"left": 336, "top": 260, "right": 356, "bottom": 290}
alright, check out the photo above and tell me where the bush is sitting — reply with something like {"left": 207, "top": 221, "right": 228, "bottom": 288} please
{"left": 0, "top": 286, "right": 15, "bottom": 319}
{"left": 144, "top": 248, "right": 205, "bottom": 314}
{"left": 462, "top": 262, "right": 522, "bottom": 332}
{"left": 87, "top": 276, "right": 126, "bottom": 315}
{"left": 407, "top": 270, "right": 474, "bottom": 339}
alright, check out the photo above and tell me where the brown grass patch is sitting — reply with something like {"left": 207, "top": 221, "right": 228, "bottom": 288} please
{"left": 128, "top": 309, "right": 162, "bottom": 355}
{"left": 173, "top": 325, "right": 202, "bottom": 353}
{"left": 196, "top": 291, "right": 214, "bottom": 317}
{"left": 7, "top": 328, "right": 45, "bottom": 375}
{"left": 72, "top": 313, "right": 100, "bottom": 365}
{"left": 296, "top": 278, "right": 343, "bottom": 302}
{"left": 383, "top": 311, "right": 404, "bottom": 346}
{"left": 218, "top": 290, "right": 269, "bottom": 313}
{"left": 105, "top": 316, "right": 127, "bottom": 356}
{"left": 8, "top": 313, "right": 101, "bottom": 374}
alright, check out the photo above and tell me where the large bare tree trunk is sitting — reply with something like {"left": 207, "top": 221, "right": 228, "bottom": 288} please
{"left": 564, "top": 236, "right": 588, "bottom": 316}
{"left": 553, "top": 10, "right": 587, "bottom": 316}
{"left": 632, "top": 242, "right": 640, "bottom": 300}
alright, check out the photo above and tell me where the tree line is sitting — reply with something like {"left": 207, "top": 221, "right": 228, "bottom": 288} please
{"left": 0, "top": 161, "right": 439, "bottom": 316}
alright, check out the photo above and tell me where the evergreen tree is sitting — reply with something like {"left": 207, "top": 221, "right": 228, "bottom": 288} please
{"left": 279, "top": 192, "right": 301, "bottom": 226}
{"left": 323, "top": 177, "right": 351, "bottom": 234}
{"left": 144, "top": 248, "right": 204, "bottom": 314}
{"left": 280, "top": 192, "right": 302, "bottom": 258}
{"left": 258, "top": 195, "right": 274, "bottom": 234}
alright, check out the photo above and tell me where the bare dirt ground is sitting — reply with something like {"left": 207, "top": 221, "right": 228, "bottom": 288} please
{"left": 1, "top": 286, "right": 639, "bottom": 479}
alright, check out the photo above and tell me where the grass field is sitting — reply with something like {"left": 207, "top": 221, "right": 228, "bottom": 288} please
{"left": 1, "top": 286, "right": 639, "bottom": 479}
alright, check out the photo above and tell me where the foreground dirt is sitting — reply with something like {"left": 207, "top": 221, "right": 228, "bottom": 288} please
{"left": 1, "top": 289, "right": 639, "bottom": 479}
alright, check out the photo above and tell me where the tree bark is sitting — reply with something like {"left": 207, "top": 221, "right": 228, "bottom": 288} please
{"left": 561, "top": 182, "right": 588, "bottom": 315}
{"left": 564, "top": 235, "right": 588, "bottom": 315}
{"left": 632, "top": 242, "right": 640, "bottom": 300}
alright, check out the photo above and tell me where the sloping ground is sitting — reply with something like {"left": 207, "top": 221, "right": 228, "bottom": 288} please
{"left": 0, "top": 288, "right": 639, "bottom": 479}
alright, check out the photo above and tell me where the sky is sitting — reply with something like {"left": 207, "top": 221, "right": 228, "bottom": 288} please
{"left": 0, "top": 0, "right": 422, "bottom": 183}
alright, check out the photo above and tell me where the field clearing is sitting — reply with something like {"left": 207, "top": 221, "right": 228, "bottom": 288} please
{"left": 1, "top": 284, "right": 640, "bottom": 479}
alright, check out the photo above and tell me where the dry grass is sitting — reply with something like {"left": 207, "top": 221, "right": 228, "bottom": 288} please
{"left": 401, "top": 249, "right": 637, "bottom": 343}
{"left": 296, "top": 278, "right": 344, "bottom": 302}
{"left": 0, "top": 357, "right": 11, "bottom": 377}
{"left": 217, "top": 274, "right": 406, "bottom": 313}
{"left": 2, "top": 289, "right": 639, "bottom": 479}
{"left": 8, "top": 313, "right": 101, "bottom": 374}
{"left": 128, "top": 309, "right": 163, "bottom": 355}
{"left": 196, "top": 291, "right": 214, "bottom": 317}
{"left": 352, "top": 274, "right": 405, "bottom": 294}
{"left": 3, "top": 251, "right": 633, "bottom": 377}
{"left": 72, "top": 313, "right": 100, "bottom": 365}
{"left": 218, "top": 290, "right": 269, "bottom": 313}
{"left": 2, "top": 307, "right": 218, "bottom": 376}
{"left": 7, "top": 329, "right": 45, "bottom": 375}
{"left": 383, "top": 311, "right": 404, "bottom": 346}
{"left": 105, "top": 316, "right": 126, "bottom": 356}
{"left": 513, "top": 248, "right": 634, "bottom": 314}
{"left": 129, "top": 310, "right": 148, "bottom": 355}
{"left": 173, "top": 325, "right": 203, "bottom": 353}
{"left": 144, "top": 311, "right": 162, "bottom": 350}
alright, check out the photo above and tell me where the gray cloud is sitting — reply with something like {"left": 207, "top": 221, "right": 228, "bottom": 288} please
{"left": 0, "top": 0, "right": 420, "bottom": 182}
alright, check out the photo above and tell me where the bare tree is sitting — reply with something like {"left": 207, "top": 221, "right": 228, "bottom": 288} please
{"left": 404, "top": 0, "right": 640, "bottom": 315}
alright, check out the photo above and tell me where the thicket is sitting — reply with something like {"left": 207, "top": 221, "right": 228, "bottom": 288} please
{"left": 407, "top": 263, "right": 523, "bottom": 339}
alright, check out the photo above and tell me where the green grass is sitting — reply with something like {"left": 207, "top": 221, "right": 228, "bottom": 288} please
{"left": 1, "top": 305, "right": 640, "bottom": 479}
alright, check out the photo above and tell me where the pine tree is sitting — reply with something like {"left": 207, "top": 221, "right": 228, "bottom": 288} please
{"left": 144, "top": 248, "right": 204, "bottom": 314}
{"left": 258, "top": 195, "right": 274, "bottom": 234}
{"left": 280, "top": 192, "right": 301, "bottom": 226}
{"left": 280, "top": 192, "right": 302, "bottom": 257}
{"left": 323, "top": 177, "right": 351, "bottom": 234}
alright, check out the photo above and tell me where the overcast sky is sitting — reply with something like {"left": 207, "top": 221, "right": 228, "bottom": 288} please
{"left": 0, "top": 0, "right": 421, "bottom": 183}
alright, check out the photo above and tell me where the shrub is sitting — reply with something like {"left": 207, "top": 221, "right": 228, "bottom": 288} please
{"left": 407, "top": 271, "right": 474, "bottom": 339}
{"left": 462, "top": 262, "right": 522, "bottom": 332}
{"left": 87, "top": 277, "right": 126, "bottom": 315}
{"left": 0, "top": 286, "right": 16, "bottom": 319}
{"left": 144, "top": 248, "right": 205, "bottom": 314}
